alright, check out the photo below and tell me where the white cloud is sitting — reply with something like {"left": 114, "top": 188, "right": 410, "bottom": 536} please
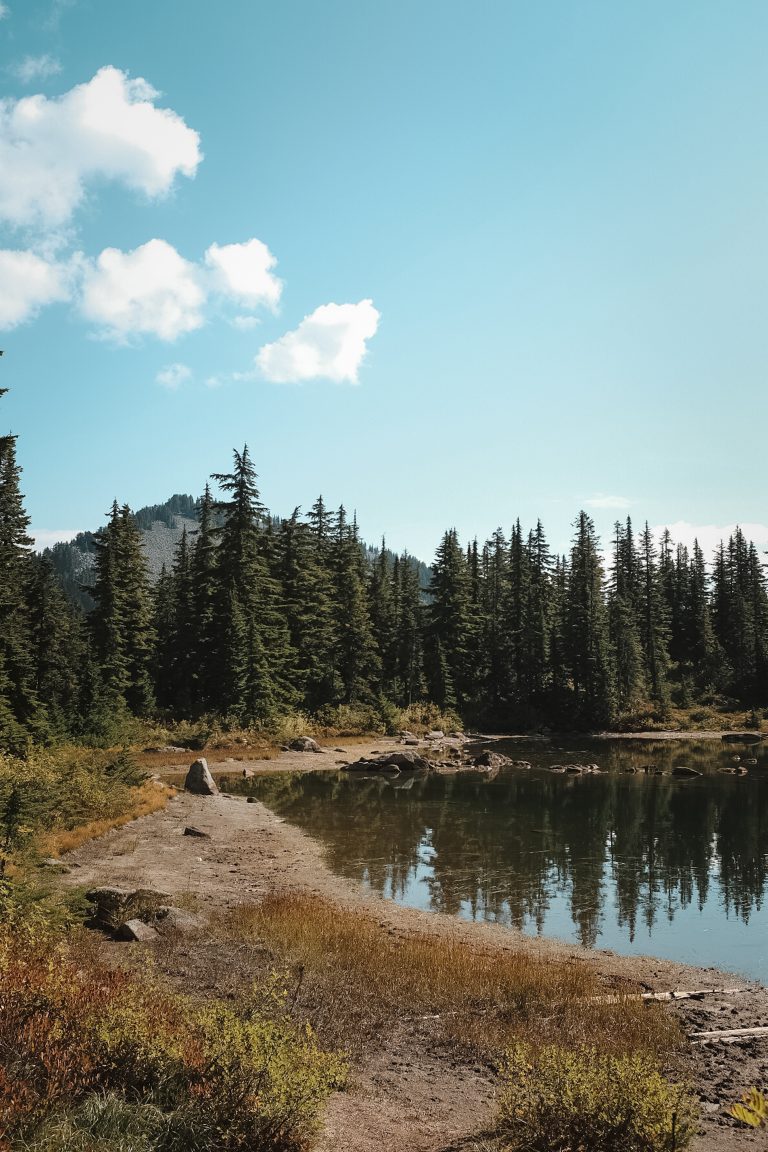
{"left": 231, "top": 314, "right": 261, "bottom": 331}
{"left": 79, "top": 239, "right": 205, "bottom": 342}
{"left": 14, "top": 54, "right": 62, "bottom": 83}
{"left": 0, "top": 66, "right": 201, "bottom": 229}
{"left": 653, "top": 521, "right": 768, "bottom": 559}
{"left": 0, "top": 248, "right": 70, "bottom": 328}
{"left": 204, "top": 374, "right": 225, "bottom": 389}
{"left": 205, "top": 238, "right": 282, "bottom": 311}
{"left": 156, "top": 362, "right": 191, "bottom": 389}
{"left": 0, "top": 4, "right": 9, "bottom": 19}
{"left": 257, "top": 299, "right": 380, "bottom": 384}
{"left": 585, "top": 494, "right": 632, "bottom": 510}
{"left": 32, "top": 528, "right": 84, "bottom": 551}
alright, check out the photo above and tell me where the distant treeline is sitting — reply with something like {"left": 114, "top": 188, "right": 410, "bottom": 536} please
{"left": 1, "top": 383, "right": 767, "bottom": 751}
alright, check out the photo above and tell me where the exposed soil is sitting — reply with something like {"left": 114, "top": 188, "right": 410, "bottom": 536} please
{"left": 60, "top": 737, "right": 768, "bottom": 1152}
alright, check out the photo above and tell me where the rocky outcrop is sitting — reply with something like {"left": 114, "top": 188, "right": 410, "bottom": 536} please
{"left": 86, "top": 886, "right": 170, "bottom": 930}
{"left": 343, "top": 749, "right": 430, "bottom": 772}
{"left": 184, "top": 758, "right": 218, "bottom": 795}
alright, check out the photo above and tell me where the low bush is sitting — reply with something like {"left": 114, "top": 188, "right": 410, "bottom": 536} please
{"left": 0, "top": 930, "right": 346, "bottom": 1152}
{"left": 496, "top": 1042, "right": 698, "bottom": 1152}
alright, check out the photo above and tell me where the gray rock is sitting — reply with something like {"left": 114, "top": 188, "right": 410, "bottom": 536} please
{"left": 672, "top": 765, "right": 702, "bottom": 778}
{"left": 246, "top": 795, "right": 257, "bottom": 803}
{"left": 289, "top": 737, "right": 322, "bottom": 753}
{"left": 86, "top": 886, "right": 171, "bottom": 930}
{"left": 155, "top": 906, "right": 202, "bottom": 934}
{"left": 184, "top": 757, "right": 218, "bottom": 795}
{"left": 344, "top": 749, "right": 430, "bottom": 772}
{"left": 183, "top": 825, "right": 211, "bottom": 839}
{"left": 115, "top": 919, "right": 159, "bottom": 943}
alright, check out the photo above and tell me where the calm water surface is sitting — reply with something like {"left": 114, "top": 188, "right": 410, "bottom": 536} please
{"left": 225, "top": 738, "right": 768, "bottom": 981}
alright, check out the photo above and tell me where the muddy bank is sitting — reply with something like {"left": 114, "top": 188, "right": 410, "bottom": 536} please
{"left": 60, "top": 738, "right": 767, "bottom": 1152}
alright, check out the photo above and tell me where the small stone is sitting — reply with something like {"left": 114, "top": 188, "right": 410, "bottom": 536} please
{"left": 183, "top": 826, "right": 211, "bottom": 839}
{"left": 115, "top": 919, "right": 159, "bottom": 943}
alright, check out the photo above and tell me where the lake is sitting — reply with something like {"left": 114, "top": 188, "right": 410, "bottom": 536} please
{"left": 223, "top": 738, "right": 768, "bottom": 982}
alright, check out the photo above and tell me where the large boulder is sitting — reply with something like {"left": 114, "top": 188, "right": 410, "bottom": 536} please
{"left": 288, "top": 737, "right": 322, "bottom": 753}
{"left": 184, "top": 757, "right": 218, "bottom": 795}
{"left": 86, "top": 886, "right": 170, "bottom": 930}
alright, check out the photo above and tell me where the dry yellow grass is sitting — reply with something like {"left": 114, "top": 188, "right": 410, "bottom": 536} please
{"left": 224, "top": 893, "right": 681, "bottom": 1060}
{"left": 39, "top": 781, "right": 175, "bottom": 857}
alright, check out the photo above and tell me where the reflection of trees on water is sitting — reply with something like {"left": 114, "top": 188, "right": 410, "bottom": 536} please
{"left": 235, "top": 742, "right": 768, "bottom": 951}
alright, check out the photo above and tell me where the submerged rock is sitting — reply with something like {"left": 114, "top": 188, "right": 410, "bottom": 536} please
{"left": 672, "top": 765, "right": 702, "bottom": 778}
{"left": 343, "top": 749, "right": 430, "bottom": 772}
{"left": 184, "top": 758, "right": 218, "bottom": 795}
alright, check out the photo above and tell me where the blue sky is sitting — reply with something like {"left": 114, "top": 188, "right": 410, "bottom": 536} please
{"left": 2, "top": 0, "right": 768, "bottom": 563}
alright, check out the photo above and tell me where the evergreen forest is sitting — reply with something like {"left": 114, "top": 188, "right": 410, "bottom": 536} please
{"left": 2, "top": 384, "right": 768, "bottom": 753}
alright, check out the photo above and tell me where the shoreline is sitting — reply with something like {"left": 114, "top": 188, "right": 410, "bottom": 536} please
{"left": 60, "top": 735, "right": 768, "bottom": 1151}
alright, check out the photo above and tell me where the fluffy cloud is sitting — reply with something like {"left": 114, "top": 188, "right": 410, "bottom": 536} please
{"left": 0, "top": 66, "right": 201, "bottom": 229}
{"left": 31, "top": 528, "right": 84, "bottom": 551}
{"left": 257, "top": 299, "right": 380, "bottom": 383}
{"left": 14, "top": 54, "right": 62, "bottom": 83}
{"left": 79, "top": 239, "right": 205, "bottom": 341}
{"left": 0, "top": 248, "right": 70, "bottom": 328}
{"left": 585, "top": 494, "right": 632, "bottom": 510}
{"left": 156, "top": 362, "right": 191, "bottom": 389}
{"left": 0, "top": 4, "right": 9, "bottom": 18}
{"left": 205, "top": 239, "right": 282, "bottom": 311}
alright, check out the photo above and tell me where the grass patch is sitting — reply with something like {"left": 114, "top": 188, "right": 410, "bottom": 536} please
{"left": 39, "top": 780, "right": 173, "bottom": 858}
{"left": 223, "top": 893, "right": 681, "bottom": 1061}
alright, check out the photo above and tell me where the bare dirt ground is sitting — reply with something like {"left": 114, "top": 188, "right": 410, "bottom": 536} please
{"left": 60, "top": 737, "right": 768, "bottom": 1152}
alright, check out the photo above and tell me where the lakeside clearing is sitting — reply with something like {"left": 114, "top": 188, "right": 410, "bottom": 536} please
{"left": 55, "top": 735, "right": 768, "bottom": 1152}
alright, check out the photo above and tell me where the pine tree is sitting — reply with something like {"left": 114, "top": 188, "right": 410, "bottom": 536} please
{"left": 331, "top": 508, "right": 380, "bottom": 703}
{"left": 565, "top": 512, "right": 615, "bottom": 727}
{"left": 0, "top": 387, "right": 41, "bottom": 749}
{"left": 210, "top": 447, "right": 295, "bottom": 721}
{"left": 637, "top": 523, "right": 671, "bottom": 711}
{"left": 608, "top": 518, "right": 645, "bottom": 714}
{"left": 27, "top": 553, "right": 83, "bottom": 735}
{"left": 89, "top": 502, "right": 155, "bottom": 717}
{"left": 426, "top": 529, "right": 472, "bottom": 710}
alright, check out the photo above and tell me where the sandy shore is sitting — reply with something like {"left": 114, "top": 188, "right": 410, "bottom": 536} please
{"left": 61, "top": 736, "right": 767, "bottom": 1152}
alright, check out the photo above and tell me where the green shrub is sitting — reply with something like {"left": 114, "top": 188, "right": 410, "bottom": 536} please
{"left": 0, "top": 931, "right": 346, "bottom": 1152}
{"left": 496, "top": 1042, "right": 698, "bottom": 1152}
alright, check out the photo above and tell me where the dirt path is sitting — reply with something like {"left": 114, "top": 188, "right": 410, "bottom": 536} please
{"left": 61, "top": 738, "right": 768, "bottom": 1152}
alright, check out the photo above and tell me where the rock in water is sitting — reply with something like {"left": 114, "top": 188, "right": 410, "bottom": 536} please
{"left": 184, "top": 757, "right": 218, "bottom": 795}
{"left": 672, "top": 765, "right": 702, "bottom": 778}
